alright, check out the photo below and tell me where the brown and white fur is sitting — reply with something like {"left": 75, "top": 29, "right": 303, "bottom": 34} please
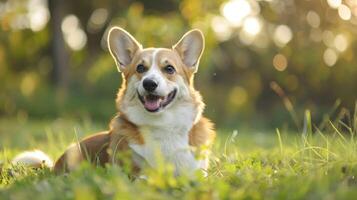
{"left": 11, "top": 27, "right": 215, "bottom": 177}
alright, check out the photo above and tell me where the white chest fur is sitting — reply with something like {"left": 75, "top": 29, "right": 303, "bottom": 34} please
{"left": 129, "top": 125, "right": 199, "bottom": 176}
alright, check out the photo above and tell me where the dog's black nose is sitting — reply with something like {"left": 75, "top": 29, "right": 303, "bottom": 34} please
{"left": 143, "top": 79, "right": 158, "bottom": 92}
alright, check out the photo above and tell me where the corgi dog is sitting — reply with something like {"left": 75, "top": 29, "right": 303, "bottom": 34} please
{"left": 11, "top": 27, "right": 215, "bottom": 177}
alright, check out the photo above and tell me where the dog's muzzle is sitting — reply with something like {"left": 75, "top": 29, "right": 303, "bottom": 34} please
{"left": 138, "top": 89, "right": 177, "bottom": 112}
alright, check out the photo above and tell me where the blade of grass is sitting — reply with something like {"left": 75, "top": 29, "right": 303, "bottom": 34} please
{"left": 276, "top": 128, "right": 284, "bottom": 157}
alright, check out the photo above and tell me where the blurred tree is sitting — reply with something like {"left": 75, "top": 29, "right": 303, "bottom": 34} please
{"left": 48, "top": 0, "right": 69, "bottom": 88}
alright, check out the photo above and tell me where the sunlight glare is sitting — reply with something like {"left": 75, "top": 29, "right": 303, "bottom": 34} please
{"left": 27, "top": 0, "right": 50, "bottom": 32}
{"left": 243, "top": 16, "right": 262, "bottom": 36}
{"left": 221, "top": 0, "right": 252, "bottom": 27}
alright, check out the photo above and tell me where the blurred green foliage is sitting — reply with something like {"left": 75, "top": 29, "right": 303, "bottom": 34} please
{"left": 0, "top": 0, "right": 356, "bottom": 128}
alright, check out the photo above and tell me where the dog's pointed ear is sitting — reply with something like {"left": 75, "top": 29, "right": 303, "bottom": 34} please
{"left": 107, "top": 27, "right": 142, "bottom": 72}
{"left": 173, "top": 29, "right": 205, "bottom": 73}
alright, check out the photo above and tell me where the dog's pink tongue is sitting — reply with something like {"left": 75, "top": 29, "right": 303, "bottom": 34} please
{"left": 144, "top": 99, "right": 161, "bottom": 111}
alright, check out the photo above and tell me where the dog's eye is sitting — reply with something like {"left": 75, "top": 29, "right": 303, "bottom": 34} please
{"left": 163, "top": 65, "right": 176, "bottom": 74}
{"left": 136, "top": 64, "right": 147, "bottom": 73}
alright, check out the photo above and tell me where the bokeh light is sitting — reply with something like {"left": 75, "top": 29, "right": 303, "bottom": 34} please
{"left": 334, "top": 34, "right": 348, "bottom": 52}
{"left": 87, "top": 8, "right": 108, "bottom": 33}
{"left": 338, "top": 4, "right": 352, "bottom": 20}
{"left": 273, "top": 54, "right": 288, "bottom": 71}
{"left": 243, "top": 16, "right": 262, "bottom": 36}
{"left": 306, "top": 11, "right": 320, "bottom": 28}
{"left": 28, "top": 0, "right": 50, "bottom": 32}
{"left": 1, "top": 0, "right": 49, "bottom": 31}
{"left": 273, "top": 25, "right": 293, "bottom": 47}
{"left": 221, "top": 0, "right": 258, "bottom": 27}
{"left": 323, "top": 48, "right": 338, "bottom": 66}
{"left": 61, "top": 15, "right": 87, "bottom": 51}
{"left": 327, "top": 0, "right": 342, "bottom": 9}
{"left": 211, "top": 16, "right": 233, "bottom": 41}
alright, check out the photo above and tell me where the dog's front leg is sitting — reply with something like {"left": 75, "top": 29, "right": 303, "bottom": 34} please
{"left": 54, "top": 131, "right": 110, "bottom": 173}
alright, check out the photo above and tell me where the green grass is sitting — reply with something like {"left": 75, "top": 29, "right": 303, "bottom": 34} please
{"left": 0, "top": 117, "right": 356, "bottom": 200}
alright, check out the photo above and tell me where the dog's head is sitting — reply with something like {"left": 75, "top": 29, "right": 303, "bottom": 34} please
{"left": 107, "top": 27, "right": 205, "bottom": 126}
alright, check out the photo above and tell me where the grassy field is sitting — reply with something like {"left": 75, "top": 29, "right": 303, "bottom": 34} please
{"left": 0, "top": 117, "right": 356, "bottom": 200}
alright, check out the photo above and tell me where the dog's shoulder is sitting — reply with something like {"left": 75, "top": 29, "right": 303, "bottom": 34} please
{"left": 189, "top": 116, "right": 216, "bottom": 147}
{"left": 109, "top": 114, "right": 144, "bottom": 145}
{"left": 108, "top": 114, "right": 144, "bottom": 165}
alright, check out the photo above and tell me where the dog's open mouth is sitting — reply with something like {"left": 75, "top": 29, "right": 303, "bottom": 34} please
{"left": 138, "top": 89, "right": 177, "bottom": 112}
